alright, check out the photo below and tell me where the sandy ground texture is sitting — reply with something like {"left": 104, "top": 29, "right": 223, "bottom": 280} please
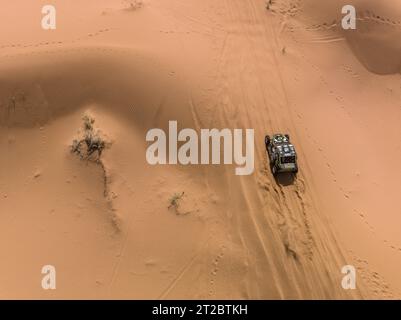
{"left": 0, "top": 0, "right": 400, "bottom": 299}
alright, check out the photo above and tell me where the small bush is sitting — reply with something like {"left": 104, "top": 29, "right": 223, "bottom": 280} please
{"left": 71, "top": 114, "right": 107, "bottom": 161}
{"left": 168, "top": 192, "right": 193, "bottom": 216}
{"left": 168, "top": 192, "right": 185, "bottom": 210}
{"left": 123, "top": 0, "right": 143, "bottom": 11}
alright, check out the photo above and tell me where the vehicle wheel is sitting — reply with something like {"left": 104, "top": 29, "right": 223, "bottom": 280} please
{"left": 271, "top": 165, "right": 277, "bottom": 175}
{"left": 285, "top": 134, "right": 290, "bottom": 141}
{"left": 269, "top": 159, "right": 274, "bottom": 167}
{"left": 269, "top": 155, "right": 274, "bottom": 165}
{"left": 265, "top": 135, "right": 270, "bottom": 147}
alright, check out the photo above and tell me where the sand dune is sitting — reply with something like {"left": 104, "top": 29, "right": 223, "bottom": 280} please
{"left": 293, "top": 0, "right": 401, "bottom": 74}
{"left": 0, "top": 0, "right": 400, "bottom": 299}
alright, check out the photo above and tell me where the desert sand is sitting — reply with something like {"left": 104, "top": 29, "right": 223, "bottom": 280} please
{"left": 0, "top": 0, "right": 400, "bottom": 299}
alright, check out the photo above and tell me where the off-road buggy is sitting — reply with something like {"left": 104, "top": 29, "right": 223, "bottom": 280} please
{"left": 265, "top": 133, "right": 298, "bottom": 175}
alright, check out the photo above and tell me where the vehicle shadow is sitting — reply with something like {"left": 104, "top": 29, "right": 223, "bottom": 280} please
{"left": 274, "top": 172, "right": 295, "bottom": 186}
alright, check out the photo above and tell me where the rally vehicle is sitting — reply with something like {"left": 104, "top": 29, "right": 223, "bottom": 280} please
{"left": 265, "top": 133, "right": 298, "bottom": 176}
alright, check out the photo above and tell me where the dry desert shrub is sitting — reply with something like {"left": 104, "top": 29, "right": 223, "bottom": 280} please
{"left": 123, "top": 0, "right": 143, "bottom": 11}
{"left": 168, "top": 192, "right": 194, "bottom": 216}
{"left": 168, "top": 192, "right": 185, "bottom": 210}
{"left": 169, "top": 192, "right": 190, "bottom": 215}
{"left": 71, "top": 114, "right": 107, "bottom": 161}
